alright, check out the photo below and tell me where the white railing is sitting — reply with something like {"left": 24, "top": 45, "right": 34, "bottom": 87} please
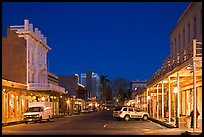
{"left": 28, "top": 83, "right": 65, "bottom": 93}
{"left": 147, "top": 40, "right": 202, "bottom": 86}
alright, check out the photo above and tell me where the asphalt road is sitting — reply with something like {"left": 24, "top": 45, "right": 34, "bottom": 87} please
{"left": 2, "top": 110, "right": 171, "bottom": 135}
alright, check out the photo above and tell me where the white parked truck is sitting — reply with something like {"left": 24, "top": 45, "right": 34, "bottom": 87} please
{"left": 23, "top": 101, "right": 53, "bottom": 124}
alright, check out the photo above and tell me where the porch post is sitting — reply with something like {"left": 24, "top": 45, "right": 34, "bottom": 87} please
{"left": 168, "top": 77, "right": 171, "bottom": 123}
{"left": 146, "top": 89, "right": 148, "bottom": 113}
{"left": 162, "top": 81, "right": 164, "bottom": 118}
{"left": 193, "top": 61, "right": 197, "bottom": 132}
{"left": 177, "top": 72, "right": 180, "bottom": 118}
{"left": 153, "top": 86, "right": 155, "bottom": 118}
{"left": 156, "top": 84, "right": 159, "bottom": 120}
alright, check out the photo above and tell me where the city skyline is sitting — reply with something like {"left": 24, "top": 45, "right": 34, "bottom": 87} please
{"left": 2, "top": 2, "right": 190, "bottom": 81}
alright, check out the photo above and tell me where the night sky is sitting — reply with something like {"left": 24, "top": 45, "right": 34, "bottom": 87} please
{"left": 2, "top": 2, "right": 190, "bottom": 82}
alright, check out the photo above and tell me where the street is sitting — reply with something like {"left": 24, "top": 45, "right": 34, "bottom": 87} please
{"left": 2, "top": 109, "right": 176, "bottom": 135}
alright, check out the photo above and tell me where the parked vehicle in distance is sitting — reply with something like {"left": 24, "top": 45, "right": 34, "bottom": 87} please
{"left": 23, "top": 101, "right": 52, "bottom": 124}
{"left": 81, "top": 108, "right": 89, "bottom": 113}
{"left": 113, "top": 106, "right": 149, "bottom": 121}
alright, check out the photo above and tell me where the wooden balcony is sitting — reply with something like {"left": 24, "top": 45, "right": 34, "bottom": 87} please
{"left": 147, "top": 40, "right": 202, "bottom": 86}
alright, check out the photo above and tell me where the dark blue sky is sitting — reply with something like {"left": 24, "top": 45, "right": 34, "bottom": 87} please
{"left": 2, "top": 2, "right": 189, "bottom": 82}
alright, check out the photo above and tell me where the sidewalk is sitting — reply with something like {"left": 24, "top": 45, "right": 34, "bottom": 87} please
{"left": 149, "top": 116, "right": 202, "bottom": 135}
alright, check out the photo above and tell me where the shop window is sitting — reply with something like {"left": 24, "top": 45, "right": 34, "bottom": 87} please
{"left": 9, "top": 95, "right": 15, "bottom": 117}
{"left": 5, "top": 94, "right": 8, "bottom": 118}
{"left": 16, "top": 96, "right": 19, "bottom": 117}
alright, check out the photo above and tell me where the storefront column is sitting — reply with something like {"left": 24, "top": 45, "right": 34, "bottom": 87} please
{"left": 168, "top": 76, "right": 171, "bottom": 123}
{"left": 18, "top": 92, "right": 22, "bottom": 121}
{"left": 193, "top": 61, "right": 197, "bottom": 131}
{"left": 177, "top": 72, "right": 180, "bottom": 118}
{"left": 156, "top": 84, "right": 159, "bottom": 120}
{"left": 150, "top": 87, "right": 152, "bottom": 117}
{"left": 153, "top": 86, "right": 155, "bottom": 118}
{"left": 162, "top": 81, "right": 164, "bottom": 118}
{"left": 146, "top": 89, "right": 148, "bottom": 113}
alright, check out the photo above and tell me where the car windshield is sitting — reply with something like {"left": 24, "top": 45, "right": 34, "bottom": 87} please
{"left": 113, "top": 106, "right": 122, "bottom": 111}
{"left": 26, "top": 107, "right": 43, "bottom": 112}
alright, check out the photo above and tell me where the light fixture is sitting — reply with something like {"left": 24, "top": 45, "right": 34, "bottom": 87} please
{"left": 174, "top": 87, "right": 178, "bottom": 93}
{"left": 187, "top": 65, "right": 193, "bottom": 70}
{"left": 147, "top": 96, "right": 150, "bottom": 100}
{"left": 42, "top": 97, "right": 45, "bottom": 101}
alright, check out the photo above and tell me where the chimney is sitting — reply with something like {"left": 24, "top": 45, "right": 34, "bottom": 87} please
{"left": 24, "top": 19, "right": 29, "bottom": 30}
{"left": 29, "top": 24, "right": 33, "bottom": 32}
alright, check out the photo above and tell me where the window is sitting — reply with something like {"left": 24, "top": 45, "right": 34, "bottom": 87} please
{"left": 201, "top": 9, "right": 202, "bottom": 33}
{"left": 129, "top": 107, "right": 133, "bottom": 112}
{"left": 193, "top": 17, "right": 197, "bottom": 38}
{"left": 178, "top": 34, "right": 181, "bottom": 52}
{"left": 171, "top": 42, "right": 173, "bottom": 57}
{"left": 123, "top": 108, "right": 127, "bottom": 111}
{"left": 175, "top": 38, "right": 177, "bottom": 55}
{"left": 183, "top": 29, "right": 185, "bottom": 48}
{"left": 188, "top": 23, "right": 190, "bottom": 43}
{"left": 28, "top": 50, "right": 30, "bottom": 63}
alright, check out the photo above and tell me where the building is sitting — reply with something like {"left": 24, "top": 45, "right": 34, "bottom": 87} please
{"left": 140, "top": 2, "right": 202, "bottom": 129}
{"left": 2, "top": 19, "right": 66, "bottom": 124}
{"left": 80, "top": 71, "right": 100, "bottom": 99}
{"left": 130, "top": 81, "right": 147, "bottom": 99}
{"left": 58, "top": 74, "right": 87, "bottom": 114}
{"left": 130, "top": 81, "right": 147, "bottom": 108}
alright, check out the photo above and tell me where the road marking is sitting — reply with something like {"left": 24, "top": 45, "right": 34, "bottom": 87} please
{"left": 103, "top": 124, "right": 106, "bottom": 128}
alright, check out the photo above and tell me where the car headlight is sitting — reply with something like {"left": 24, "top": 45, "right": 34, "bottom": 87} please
{"left": 35, "top": 114, "right": 40, "bottom": 117}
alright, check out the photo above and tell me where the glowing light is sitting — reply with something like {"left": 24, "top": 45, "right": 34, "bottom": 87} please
{"left": 174, "top": 87, "right": 178, "bottom": 93}
{"left": 32, "top": 96, "right": 36, "bottom": 100}
{"left": 67, "top": 100, "right": 70, "bottom": 104}
{"left": 42, "top": 97, "right": 45, "bottom": 101}
{"left": 147, "top": 96, "right": 150, "bottom": 100}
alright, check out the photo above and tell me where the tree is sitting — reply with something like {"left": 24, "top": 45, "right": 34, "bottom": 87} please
{"left": 99, "top": 75, "right": 112, "bottom": 103}
{"left": 112, "top": 77, "right": 129, "bottom": 97}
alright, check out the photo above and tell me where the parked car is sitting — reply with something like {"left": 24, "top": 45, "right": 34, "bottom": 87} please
{"left": 23, "top": 102, "right": 52, "bottom": 124}
{"left": 81, "top": 108, "right": 89, "bottom": 113}
{"left": 113, "top": 106, "right": 149, "bottom": 121}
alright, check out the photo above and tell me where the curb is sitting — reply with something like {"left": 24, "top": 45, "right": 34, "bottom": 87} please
{"left": 148, "top": 117, "right": 176, "bottom": 128}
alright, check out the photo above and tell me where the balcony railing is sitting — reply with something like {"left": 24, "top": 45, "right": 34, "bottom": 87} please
{"left": 147, "top": 40, "right": 202, "bottom": 86}
{"left": 28, "top": 83, "right": 65, "bottom": 93}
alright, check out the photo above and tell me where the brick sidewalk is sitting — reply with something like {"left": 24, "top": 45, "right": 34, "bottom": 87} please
{"left": 149, "top": 116, "right": 202, "bottom": 134}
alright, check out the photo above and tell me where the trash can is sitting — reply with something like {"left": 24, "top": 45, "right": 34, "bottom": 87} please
{"left": 176, "top": 117, "right": 187, "bottom": 128}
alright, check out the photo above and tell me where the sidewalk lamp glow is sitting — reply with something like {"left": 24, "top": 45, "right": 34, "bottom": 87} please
{"left": 41, "top": 96, "right": 45, "bottom": 101}
{"left": 147, "top": 96, "right": 150, "bottom": 100}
